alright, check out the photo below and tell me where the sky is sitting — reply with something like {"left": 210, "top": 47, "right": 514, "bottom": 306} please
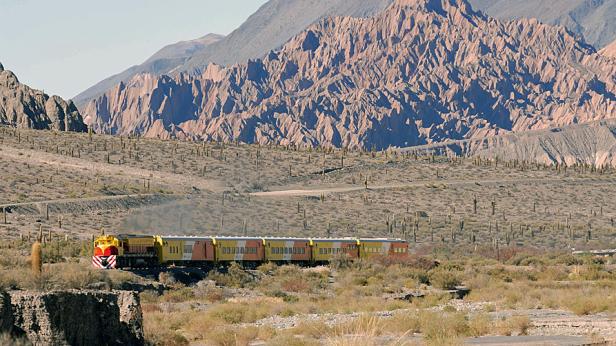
{"left": 0, "top": 0, "right": 268, "bottom": 99}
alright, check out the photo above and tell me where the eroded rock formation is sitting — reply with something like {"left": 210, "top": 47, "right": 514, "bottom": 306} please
{"left": 83, "top": 0, "right": 616, "bottom": 150}
{"left": 4, "top": 290, "right": 143, "bottom": 345}
{"left": 0, "top": 64, "right": 87, "bottom": 132}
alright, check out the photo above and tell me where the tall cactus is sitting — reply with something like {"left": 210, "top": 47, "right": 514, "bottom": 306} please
{"left": 31, "top": 242, "right": 42, "bottom": 275}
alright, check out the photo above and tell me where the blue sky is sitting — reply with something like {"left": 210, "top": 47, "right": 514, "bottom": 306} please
{"left": 0, "top": 0, "right": 268, "bottom": 99}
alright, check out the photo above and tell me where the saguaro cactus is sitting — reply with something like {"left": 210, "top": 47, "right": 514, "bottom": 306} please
{"left": 31, "top": 242, "right": 42, "bottom": 275}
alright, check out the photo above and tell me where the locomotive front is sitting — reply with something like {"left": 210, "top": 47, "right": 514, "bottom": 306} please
{"left": 92, "top": 235, "right": 120, "bottom": 269}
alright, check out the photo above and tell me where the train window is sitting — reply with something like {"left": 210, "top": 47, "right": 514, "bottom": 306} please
{"left": 184, "top": 245, "right": 192, "bottom": 253}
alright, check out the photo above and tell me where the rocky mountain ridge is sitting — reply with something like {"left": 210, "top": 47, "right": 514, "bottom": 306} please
{"left": 74, "top": 0, "right": 616, "bottom": 108}
{"left": 83, "top": 0, "right": 616, "bottom": 149}
{"left": 0, "top": 63, "right": 87, "bottom": 132}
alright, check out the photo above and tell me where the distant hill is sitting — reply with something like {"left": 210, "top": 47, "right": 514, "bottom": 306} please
{"left": 471, "top": 0, "right": 616, "bottom": 49}
{"left": 407, "top": 120, "right": 616, "bottom": 168}
{"left": 72, "top": 33, "right": 224, "bottom": 107}
{"left": 0, "top": 63, "right": 87, "bottom": 132}
{"left": 82, "top": 0, "right": 616, "bottom": 149}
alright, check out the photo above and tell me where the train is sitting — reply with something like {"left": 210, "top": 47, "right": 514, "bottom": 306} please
{"left": 92, "top": 234, "right": 409, "bottom": 269}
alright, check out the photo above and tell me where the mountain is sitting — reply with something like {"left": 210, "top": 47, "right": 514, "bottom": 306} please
{"left": 82, "top": 0, "right": 616, "bottom": 149}
{"left": 602, "top": 39, "right": 616, "bottom": 58}
{"left": 408, "top": 120, "right": 616, "bottom": 167}
{"left": 75, "top": 0, "right": 616, "bottom": 109}
{"left": 73, "top": 33, "right": 224, "bottom": 107}
{"left": 0, "top": 63, "right": 87, "bottom": 132}
{"left": 471, "top": 0, "right": 616, "bottom": 49}
{"left": 73, "top": 0, "right": 394, "bottom": 107}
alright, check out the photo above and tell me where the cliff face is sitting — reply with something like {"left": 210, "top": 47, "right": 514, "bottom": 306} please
{"left": 6, "top": 290, "right": 143, "bottom": 346}
{"left": 0, "top": 64, "right": 87, "bottom": 132}
{"left": 83, "top": 0, "right": 616, "bottom": 149}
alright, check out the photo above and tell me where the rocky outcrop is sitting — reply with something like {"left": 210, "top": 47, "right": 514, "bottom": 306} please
{"left": 0, "top": 291, "right": 12, "bottom": 334}
{"left": 7, "top": 290, "right": 143, "bottom": 345}
{"left": 83, "top": 0, "right": 616, "bottom": 150}
{"left": 0, "top": 64, "right": 87, "bottom": 132}
{"left": 408, "top": 119, "right": 616, "bottom": 167}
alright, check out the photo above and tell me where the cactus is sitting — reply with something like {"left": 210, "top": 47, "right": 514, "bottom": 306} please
{"left": 31, "top": 242, "right": 42, "bottom": 275}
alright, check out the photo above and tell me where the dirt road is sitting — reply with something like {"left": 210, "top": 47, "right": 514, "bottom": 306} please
{"left": 250, "top": 177, "right": 616, "bottom": 197}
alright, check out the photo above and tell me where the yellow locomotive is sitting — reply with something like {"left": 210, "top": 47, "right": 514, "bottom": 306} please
{"left": 93, "top": 234, "right": 408, "bottom": 269}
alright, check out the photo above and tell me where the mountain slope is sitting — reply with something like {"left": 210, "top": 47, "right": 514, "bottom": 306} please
{"left": 75, "top": 0, "right": 616, "bottom": 109}
{"left": 83, "top": 0, "right": 616, "bottom": 149}
{"left": 181, "top": 0, "right": 394, "bottom": 72}
{"left": 73, "top": 0, "right": 394, "bottom": 107}
{"left": 73, "top": 33, "right": 224, "bottom": 107}
{"left": 471, "top": 0, "right": 616, "bottom": 49}
{"left": 408, "top": 120, "right": 616, "bottom": 167}
{"left": 0, "top": 63, "right": 87, "bottom": 132}
{"left": 602, "top": 39, "right": 616, "bottom": 58}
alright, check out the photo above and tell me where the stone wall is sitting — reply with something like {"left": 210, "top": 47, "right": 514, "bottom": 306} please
{"left": 2, "top": 290, "right": 143, "bottom": 346}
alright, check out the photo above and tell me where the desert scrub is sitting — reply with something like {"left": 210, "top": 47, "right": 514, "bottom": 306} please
{"left": 207, "top": 262, "right": 255, "bottom": 288}
{"left": 207, "top": 299, "right": 283, "bottom": 324}
{"left": 429, "top": 268, "right": 462, "bottom": 290}
{"left": 260, "top": 265, "right": 328, "bottom": 294}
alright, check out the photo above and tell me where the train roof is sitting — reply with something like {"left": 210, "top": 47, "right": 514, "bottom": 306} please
{"left": 310, "top": 238, "right": 360, "bottom": 242}
{"left": 106, "top": 235, "right": 407, "bottom": 243}
{"left": 359, "top": 238, "right": 407, "bottom": 243}
{"left": 157, "top": 236, "right": 213, "bottom": 240}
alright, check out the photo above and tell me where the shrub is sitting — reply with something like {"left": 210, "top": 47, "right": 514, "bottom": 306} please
{"left": 207, "top": 263, "right": 254, "bottom": 288}
{"left": 419, "top": 311, "right": 469, "bottom": 343}
{"left": 468, "top": 313, "right": 491, "bottom": 337}
{"left": 429, "top": 269, "right": 462, "bottom": 290}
